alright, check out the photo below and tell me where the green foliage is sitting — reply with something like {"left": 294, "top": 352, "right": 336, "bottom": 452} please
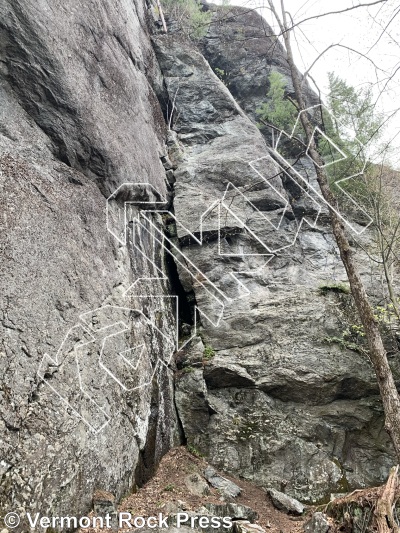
{"left": 321, "top": 73, "right": 385, "bottom": 200}
{"left": 372, "top": 302, "right": 400, "bottom": 327}
{"left": 323, "top": 335, "right": 363, "bottom": 354}
{"left": 324, "top": 301, "right": 400, "bottom": 354}
{"left": 214, "top": 67, "right": 226, "bottom": 81}
{"left": 213, "top": 67, "right": 230, "bottom": 87}
{"left": 325, "top": 322, "right": 367, "bottom": 353}
{"left": 203, "top": 345, "right": 215, "bottom": 360}
{"left": 163, "top": 483, "right": 175, "bottom": 492}
{"left": 327, "top": 73, "right": 382, "bottom": 148}
{"left": 161, "top": 0, "right": 212, "bottom": 39}
{"left": 318, "top": 282, "right": 351, "bottom": 295}
{"left": 182, "top": 366, "right": 195, "bottom": 374}
{"left": 256, "top": 71, "right": 297, "bottom": 132}
{"left": 187, "top": 443, "right": 203, "bottom": 457}
{"left": 350, "top": 324, "right": 365, "bottom": 338}
{"left": 323, "top": 75, "right": 400, "bottom": 329}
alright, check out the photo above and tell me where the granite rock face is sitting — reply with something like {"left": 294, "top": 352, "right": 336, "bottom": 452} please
{"left": 204, "top": 466, "right": 241, "bottom": 499}
{"left": 303, "top": 512, "right": 331, "bottom": 533}
{"left": 0, "top": 0, "right": 178, "bottom": 527}
{"left": 0, "top": 0, "right": 398, "bottom": 524}
{"left": 201, "top": 5, "right": 318, "bottom": 126}
{"left": 155, "top": 5, "right": 397, "bottom": 504}
{"left": 268, "top": 488, "right": 304, "bottom": 515}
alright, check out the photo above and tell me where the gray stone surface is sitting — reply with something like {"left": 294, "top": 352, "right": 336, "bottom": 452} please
{"left": 93, "top": 490, "right": 118, "bottom": 531}
{"left": 202, "top": 4, "right": 318, "bottom": 133}
{"left": 0, "top": 0, "right": 177, "bottom": 526}
{"left": 1, "top": 0, "right": 398, "bottom": 523}
{"left": 204, "top": 503, "right": 257, "bottom": 522}
{"left": 155, "top": 3, "right": 397, "bottom": 505}
{"left": 268, "top": 488, "right": 304, "bottom": 515}
{"left": 204, "top": 466, "right": 241, "bottom": 499}
{"left": 175, "top": 368, "right": 211, "bottom": 442}
{"left": 184, "top": 473, "right": 210, "bottom": 497}
{"left": 303, "top": 512, "right": 331, "bottom": 533}
{"left": 233, "top": 522, "right": 266, "bottom": 533}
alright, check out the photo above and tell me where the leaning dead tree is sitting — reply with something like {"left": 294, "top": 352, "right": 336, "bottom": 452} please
{"left": 325, "top": 466, "right": 400, "bottom": 532}
{"left": 266, "top": 0, "right": 400, "bottom": 467}
{"left": 376, "top": 466, "right": 400, "bottom": 533}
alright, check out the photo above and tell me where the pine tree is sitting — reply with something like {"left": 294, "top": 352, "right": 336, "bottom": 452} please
{"left": 256, "top": 71, "right": 298, "bottom": 146}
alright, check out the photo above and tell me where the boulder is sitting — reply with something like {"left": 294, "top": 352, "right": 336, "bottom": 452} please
{"left": 204, "top": 466, "right": 241, "bottom": 499}
{"left": 204, "top": 503, "right": 258, "bottom": 522}
{"left": 268, "top": 488, "right": 304, "bottom": 515}
{"left": 233, "top": 521, "right": 267, "bottom": 533}
{"left": 158, "top": 3, "right": 397, "bottom": 503}
{"left": 0, "top": 0, "right": 177, "bottom": 522}
{"left": 184, "top": 474, "right": 210, "bottom": 497}
{"left": 303, "top": 512, "right": 331, "bottom": 533}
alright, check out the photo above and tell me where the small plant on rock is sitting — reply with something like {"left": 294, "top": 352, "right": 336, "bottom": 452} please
{"left": 214, "top": 67, "right": 225, "bottom": 80}
{"left": 187, "top": 443, "right": 203, "bottom": 457}
{"left": 318, "top": 282, "right": 351, "bottom": 295}
{"left": 182, "top": 366, "right": 195, "bottom": 374}
{"left": 203, "top": 345, "right": 215, "bottom": 360}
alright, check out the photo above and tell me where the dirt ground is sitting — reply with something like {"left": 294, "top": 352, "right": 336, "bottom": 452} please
{"left": 87, "top": 446, "right": 312, "bottom": 533}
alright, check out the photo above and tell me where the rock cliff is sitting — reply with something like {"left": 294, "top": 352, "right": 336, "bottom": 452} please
{"left": 0, "top": 0, "right": 397, "bottom": 526}
{"left": 0, "top": 0, "right": 178, "bottom": 524}
{"left": 154, "top": 4, "right": 396, "bottom": 503}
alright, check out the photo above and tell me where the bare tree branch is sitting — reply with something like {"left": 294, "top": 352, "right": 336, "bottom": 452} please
{"left": 366, "top": 5, "right": 400, "bottom": 54}
{"left": 285, "top": 1, "right": 388, "bottom": 33}
{"left": 302, "top": 43, "right": 386, "bottom": 85}
{"left": 273, "top": 0, "right": 400, "bottom": 464}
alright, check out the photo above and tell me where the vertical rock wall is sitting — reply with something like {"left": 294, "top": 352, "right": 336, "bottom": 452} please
{"left": 153, "top": 6, "right": 397, "bottom": 503}
{"left": 0, "top": 0, "right": 178, "bottom": 526}
{"left": 0, "top": 0, "right": 398, "bottom": 522}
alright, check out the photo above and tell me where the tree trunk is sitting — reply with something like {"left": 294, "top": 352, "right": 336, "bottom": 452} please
{"left": 376, "top": 465, "right": 400, "bottom": 533}
{"left": 270, "top": 0, "right": 400, "bottom": 461}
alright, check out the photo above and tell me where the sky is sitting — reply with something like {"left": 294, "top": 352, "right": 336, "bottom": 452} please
{"left": 215, "top": 0, "right": 400, "bottom": 167}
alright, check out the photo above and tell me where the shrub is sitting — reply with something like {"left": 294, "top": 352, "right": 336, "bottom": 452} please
{"left": 256, "top": 71, "right": 298, "bottom": 132}
{"left": 161, "top": 0, "right": 212, "bottom": 39}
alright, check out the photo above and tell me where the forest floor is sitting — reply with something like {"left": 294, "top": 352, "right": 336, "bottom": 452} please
{"left": 83, "top": 446, "right": 313, "bottom": 533}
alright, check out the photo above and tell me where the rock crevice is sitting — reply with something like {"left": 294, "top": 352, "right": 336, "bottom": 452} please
{"left": 0, "top": 0, "right": 397, "bottom": 524}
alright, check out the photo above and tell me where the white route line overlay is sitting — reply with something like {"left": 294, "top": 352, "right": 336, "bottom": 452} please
{"left": 38, "top": 301, "right": 178, "bottom": 433}
{"left": 38, "top": 105, "right": 372, "bottom": 432}
{"left": 273, "top": 103, "right": 372, "bottom": 234}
